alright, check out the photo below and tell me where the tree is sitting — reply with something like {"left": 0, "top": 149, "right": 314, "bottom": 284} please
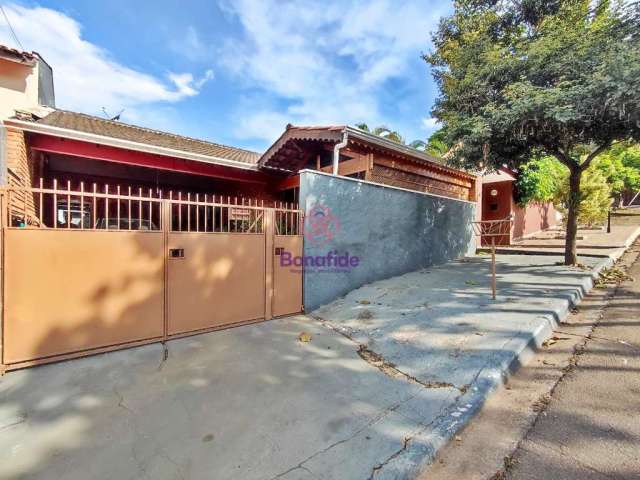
{"left": 426, "top": 0, "right": 640, "bottom": 264}
{"left": 515, "top": 156, "right": 566, "bottom": 206}
{"left": 426, "top": 128, "right": 450, "bottom": 156}
{"left": 554, "top": 166, "right": 612, "bottom": 227}
{"left": 593, "top": 143, "right": 640, "bottom": 205}
{"left": 355, "top": 124, "right": 404, "bottom": 143}
{"left": 355, "top": 123, "right": 430, "bottom": 152}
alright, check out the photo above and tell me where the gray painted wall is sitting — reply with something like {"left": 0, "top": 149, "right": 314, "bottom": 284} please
{"left": 299, "top": 170, "right": 476, "bottom": 310}
{"left": 37, "top": 58, "right": 56, "bottom": 107}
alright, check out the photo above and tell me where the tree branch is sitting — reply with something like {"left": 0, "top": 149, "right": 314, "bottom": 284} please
{"left": 548, "top": 147, "right": 577, "bottom": 171}
{"left": 580, "top": 142, "right": 611, "bottom": 172}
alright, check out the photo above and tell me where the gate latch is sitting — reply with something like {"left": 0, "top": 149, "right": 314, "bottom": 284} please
{"left": 169, "top": 248, "right": 185, "bottom": 258}
{"left": 274, "top": 247, "right": 284, "bottom": 256}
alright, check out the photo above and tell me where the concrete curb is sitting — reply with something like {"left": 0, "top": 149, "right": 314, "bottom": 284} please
{"left": 376, "top": 254, "right": 617, "bottom": 479}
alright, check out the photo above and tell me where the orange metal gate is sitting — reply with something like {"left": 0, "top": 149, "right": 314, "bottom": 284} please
{"left": 0, "top": 185, "right": 303, "bottom": 370}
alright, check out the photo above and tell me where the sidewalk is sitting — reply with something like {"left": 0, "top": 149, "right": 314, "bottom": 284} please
{"left": 491, "top": 210, "right": 640, "bottom": 260}
{"left": 420, "top": 241, "right": 640, "bottom": 480}
{"left": 0, "top": 254, "right": 615, "bottom": 480}
{"left": 311, "top": 254, "right": 610, "bottom": 478}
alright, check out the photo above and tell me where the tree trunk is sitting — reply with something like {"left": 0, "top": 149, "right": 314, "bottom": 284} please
{"left": 564, "top": 168, "right": 582, "bottom": 265}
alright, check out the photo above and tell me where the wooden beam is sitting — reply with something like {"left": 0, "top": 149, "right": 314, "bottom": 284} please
{"left": 319, "top": 155, "right": 369, "bottom": 177}
{"left": 274, "top": 175, "right": 300, "bottom": 191}
{"left": 373, "top": 156, "right": 472, "bottom": 188}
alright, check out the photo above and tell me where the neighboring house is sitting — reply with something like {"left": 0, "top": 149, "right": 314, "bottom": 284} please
{"left": 0, "top": 45, "right": 54, "bottom": 120}
{"left": 480, "top": 168, "right": 560, "bottom": 245}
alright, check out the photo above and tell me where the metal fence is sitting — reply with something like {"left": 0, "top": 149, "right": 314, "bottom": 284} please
{"left": 4, "top": 180, "right": 302, "bottom": 235}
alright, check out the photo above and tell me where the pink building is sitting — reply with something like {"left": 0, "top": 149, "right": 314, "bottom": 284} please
{"left": 481, "top": 168, "right": 560, "bottom": 245}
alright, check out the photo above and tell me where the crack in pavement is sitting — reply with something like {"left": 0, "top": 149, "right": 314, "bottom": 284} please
{"left": 0, "top": 414, "right": 27, "bottom": 431}
{"left": 368, "top": 436, "right": 412, "bottom": 480}
{"left": 266, "top": 394, "right": 418, "bottom": 480}
{"left": 157, "top": 342, "right": 169, "bottom": 371}
{"left": 312, "top": 314, "right": 467, "bottom": 393}
{"left": 113, "top": 386, "right": 135, "bottom": 414}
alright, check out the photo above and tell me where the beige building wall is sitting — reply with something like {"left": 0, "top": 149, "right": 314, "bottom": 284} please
{"left": 0, "top": 58, "right": 40, "bottom": 120}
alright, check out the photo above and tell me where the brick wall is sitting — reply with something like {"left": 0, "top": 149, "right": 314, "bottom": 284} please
{"left": 4, "top": 128, "right": 37, "bottom": 225}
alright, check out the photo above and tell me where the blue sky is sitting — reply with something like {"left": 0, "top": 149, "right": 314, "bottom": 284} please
{"left": 0, "top": 1, "right": 450, "bottom": 152}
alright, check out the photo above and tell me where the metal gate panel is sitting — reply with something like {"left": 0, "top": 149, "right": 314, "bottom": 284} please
{"left": 167, "top": 232, "right": 266, "bottom": 335}
{"left": 3, "top": 229, "right": 164, "bottom": 364}
{"left": 273, "top": 235, "right": 303, "bottom": 317}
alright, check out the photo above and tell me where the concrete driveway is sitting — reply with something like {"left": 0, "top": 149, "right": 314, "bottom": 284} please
{"left": 0, "top": 254, "right": 606, "bottom": 480}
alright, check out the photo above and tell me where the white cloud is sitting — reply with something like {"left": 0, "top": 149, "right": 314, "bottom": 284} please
{"left": 0, "top": 4, "right": 212, "bottom": 118}
{"left": 219, "top": 0, "right": 447, "bottom": 143}
{"left": 422, "top": 117, "right": 441, "bottom": 131}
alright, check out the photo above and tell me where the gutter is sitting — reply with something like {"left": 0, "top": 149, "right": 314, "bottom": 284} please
{"left": 2, "top": 119, "right": 260, "bottom": 172}
{"left": 332, "top": 131, "right": 348, "bottom": 175}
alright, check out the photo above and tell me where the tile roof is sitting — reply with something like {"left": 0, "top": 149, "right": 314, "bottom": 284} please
{"left": 0, "top": 44, "right": 37, "bottom": 64}
{"left": 35, "top": 110, "right": 261, "bottom": 165}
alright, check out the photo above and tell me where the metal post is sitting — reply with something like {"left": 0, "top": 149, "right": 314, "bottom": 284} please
{"left": 607, "top": 209, "right": 611, "bottom": 234}
{"left": 491, "top": 236, "right": 496, "bottom": 300}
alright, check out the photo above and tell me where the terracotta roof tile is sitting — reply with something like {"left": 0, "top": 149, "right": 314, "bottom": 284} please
{"left": 35, "top": 110, "right": 261, "bottom": 165}
{"left": 0, "top": 44, "right": 37, "bottom": 64}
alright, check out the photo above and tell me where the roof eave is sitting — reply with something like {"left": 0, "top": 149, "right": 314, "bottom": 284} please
{"left": 345, "top": 127, "right": 475, "bottom": 180}
{"left": 3, "top": 119, "right": 260, "bottom": 171}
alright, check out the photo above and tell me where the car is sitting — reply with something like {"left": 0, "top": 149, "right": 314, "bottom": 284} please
{"left": 94, "top": 217, "right": 158, "bottom": 230}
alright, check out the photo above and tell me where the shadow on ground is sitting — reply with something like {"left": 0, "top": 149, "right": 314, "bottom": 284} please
{"left": 0, "top": 254, "right": 608, "bottom": 480}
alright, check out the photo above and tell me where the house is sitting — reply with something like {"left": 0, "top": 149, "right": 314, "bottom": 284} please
{"left": 0, "top": 45, "right": 478, "bottom": 370}
{"left": 480, "top": 168, "right": 560, "bottom": 245}
{"left": 0, "top": 45, "right": 54, "bottom": 121}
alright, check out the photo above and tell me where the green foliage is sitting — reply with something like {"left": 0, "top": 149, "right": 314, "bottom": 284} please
{"left": 354, "top": 124, "right": 404, "bottom": 144}
{"left": 355, "top": 124, "right": 439, "bottom": 156}
{"left": 620, "top": 144, "right": 640, "bottom": 171}
{"left": 515, "top": 156, "right": 567, "bottom": 205}
{"left": 426, "top": 129, "right": 450, "bottom": 156}
{"left": 593, "top": 143, "right": 640, "bottom": 195}
{"left": 425, "top": 0, "right": 640, "bottom": 171}
{"left": 425, "top": 0, "right": 639, "bottom": 262}
{"left": 554, "top": 166, "right": 612, "bottom": 227}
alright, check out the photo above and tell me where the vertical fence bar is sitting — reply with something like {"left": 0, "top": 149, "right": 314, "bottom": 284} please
{"left": 158, "top": 189, "right": 163, "bottom": 231}
{"left": 178, "top": 192, "right": 182, "bottom": 231}
{"left": 80, "top": 181, "right": 84, "bottom": 229}
{"left": 138, "top": 187, "right": 142, "bottom": 230}
{"left": 53, "top": 178, "right": 58, "bottom": 229}
{"left": 66, "top": 180, "right": 71, "bottom": 229}
{"left": 187, "top": 192, "right": 191, "bottom": 232}
{"left": 148, "top": 188, "right": 153, "bottom": 230}
{"left": 39, "top": 177, "right": 43, "bottom": 227}
{"left": 227, "top": 196, "right": 231, "bottom": 232}
{"left": 105, "top": 184, "right": 109, "bottom": 230}
{"left": 117, "top": 185, "right": 121, "bottom": 230}
{"left": 128, "top": 186, "right": 132, "bottom": 230}
{"left": 212, "top": 195, "right": 216, "bottom": 232}
{"left": 204, "top": 194, "right": 208, "bottom": 232}
{"left": 92, "top": 183, "right": 97, "bottom": 229}
{"left": 169, "top": 191, "right": 173, "bottom": 232}
{"left": 196, "top": 193, "right": 199, "bottom": 232}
